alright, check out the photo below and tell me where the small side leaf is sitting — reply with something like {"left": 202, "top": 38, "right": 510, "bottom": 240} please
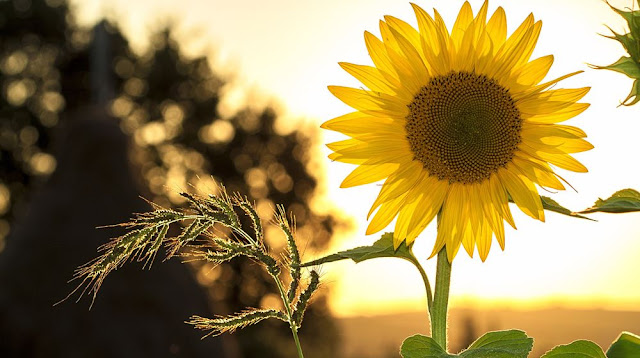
{"left": 579, "top": 189, "right": 640, "bottom": 214}
{"left": 400, "top": 334, "right": 453, "bottom": 358}
{"left": 460, "top": 330, "right": 533, "bottom": 358}
{"left": 540, "top": 196, "right": 594, "bottom": 221}
{"left": 507, "top": 195, "right": 592, "bottom": 221}
{"left": 607, "top": 331, "right": 640, "bottom": 358}
{"left": 300, "top": 232, "right": 414, "bottom": 267}
{"left": 540, "top": 340, "right": 605, "bottom": 358}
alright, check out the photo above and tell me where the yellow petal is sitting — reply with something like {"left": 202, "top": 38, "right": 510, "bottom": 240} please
{"left": 498, "top": 167, "right": 544, "bottom": 221}
{"left": 412, "top": 3, "right": 449, "bottom": 75}
{"left": 513, "top": 55, "right": 554, "bottom": 88}
{"left": 328, "top": 152, "right": 366, "bottom": 164}
{"left": 369, "top": 161, "right": 425, "bottom": 217}
{"left": 518, "top": 87, "right": 590, "bottom": 115}
{"left": 394, "top": 192, "right": 424, "bottom": 247}
{"left": 384, "top": 24, "right": 429, "bottom": 92}
{"left": 433, "top": 184, "right": 466, "bottom": 260}
{"left": 461, "top": 219, "right": 476, "bottom": 258}
{"left": 476, "top": 218, "right": 492, "bottom": 262}
{"left": 341, "top": 162, "right": 399, "bottom": 188}
{"left": 451, "top": 2, "right": 474, "bottom": 49}
{"left": 328, "top": 85, "right": 409, "bottom": 118}
{"left": 327, "top": 138, "right": 362, "bottom": 152}
{"left": 338, "top": 62, "right": 400, "bottom": 95}
{"left": 486, "top": 7, "right": 507, "bottom": 51}
{"left": 536, "top": 151, "right": 588, "bottom": 172}
{"left": 488, "top": 173, "right": 516, "bottom": 229}
{"left": 405, "top": 176, "right": 449, "bottom": 242}
{"left": 367, "top": 193, "right": 407, "bottom": 234}
{"left": 490, "top": 21, "right": 539, "bottom": 82}
{"left": 512, "top": 154, "right": 565, "bottom": 190}
{"left": 321, "top": 111, "right": 404, "bottom": 137}
{"left": 524, "top": 102, "right": 590, "bottom": 123}
{"left": 364, "top": 31, "right": 399, "bottom": 79}
{"left": 384, "top": 15, "right": 422, "bottom": 51}
{"left": 529, "top": 70, "right": 584, "bottom": 94}
{"left": 329, "top": 140, "right": 409, "bottom": 161}
{"left": 554, "top": 124, "right": 587, "bottom": 138}
{"left": 432, "top": 9, "right": 453, "bottom": 64}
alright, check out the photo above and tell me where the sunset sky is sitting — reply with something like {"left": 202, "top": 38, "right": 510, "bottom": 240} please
{"left": 70, "top": 0, "right": 640, "bottom": 316}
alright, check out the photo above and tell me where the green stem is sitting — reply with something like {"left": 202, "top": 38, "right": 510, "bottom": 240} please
{"left": 431, "top": 247, "right": 452, "bottom": 351}
{"left": 274, "top": 276, "right": 305, "bottom": 358}
{"left": 407, "top": 254, "right": 433, "bottom": 317}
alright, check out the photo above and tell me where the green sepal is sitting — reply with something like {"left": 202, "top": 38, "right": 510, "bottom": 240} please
{"left": 541, "top": 340, "right": 605, "bottom": 358}
{"left": 300, "top": 232, "right": 414, "bottom": 267}
{"left": 606, "top": 1, "right": 640, "bottom": 35}
{"left": 607, "top": 331, "right": 640, "bottom": 358}
{"left": 597, "top": 1, "right": 640, "bottom": 105}
{"left": 603, "top": 29, "right": 640, "bottom": 60}
{"left": 579, "top": 189, "right": 640, "bottom": 214}
{"left": 592, "top": 55, "right": 640, "bottom": 105}
{"left": 594, "top": 56, "right": 640, "bottom": 78}
{"left": 622, "top": 79, "right": 640, "bottom": 106}
{"left": 400, "top": 335, "right": 455, "bottom": 358}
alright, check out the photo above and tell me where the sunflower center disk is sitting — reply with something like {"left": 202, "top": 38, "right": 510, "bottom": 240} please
{"left": 406, "top": 71, "right": 522, "bottom": 184}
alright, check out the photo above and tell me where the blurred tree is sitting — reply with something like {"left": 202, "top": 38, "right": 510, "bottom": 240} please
{"left": 0, "top": 0, "right": 344, "bottom": 357}
{"left": 110, "top": 26, "right": 344, "bottom": 358}
{"left": 0, "top": 0, "right": 67, "bottom": 244}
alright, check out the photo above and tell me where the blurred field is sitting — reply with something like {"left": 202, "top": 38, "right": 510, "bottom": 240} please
{"left": 337, "top": 307, "right": 640, "bottom": 357}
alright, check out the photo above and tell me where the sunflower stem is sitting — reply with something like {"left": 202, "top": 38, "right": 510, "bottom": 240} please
{"left": 431, "top": 247, "right": 452, "bottom": 351}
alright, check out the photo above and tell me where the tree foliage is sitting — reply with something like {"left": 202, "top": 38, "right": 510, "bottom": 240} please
{"left": 0, "top": 0, "right": 344, "bottom": 356}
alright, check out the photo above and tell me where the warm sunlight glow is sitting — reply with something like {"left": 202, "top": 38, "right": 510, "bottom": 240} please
{"left": 71, "top": 0, "right": 640, "bottom": 316}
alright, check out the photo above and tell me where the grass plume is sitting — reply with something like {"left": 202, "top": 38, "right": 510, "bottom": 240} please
{"left": 63, "top": 184, "right": 321, "bottom": 357}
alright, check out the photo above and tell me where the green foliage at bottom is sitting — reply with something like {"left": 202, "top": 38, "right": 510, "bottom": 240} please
{"left": 401, "top": 334, "right": 453, "bottom": 358}
{"left": 400, "top": 331, "right": 640, "bottom": 358}
{"left": 400, "top": 330, "right": 532, "bottom": 358}
{"left": 541, "top": 340, "right": 605, "bottom": 358}
{"left": 607, "top": 332, "right": 640, "bottom": 358}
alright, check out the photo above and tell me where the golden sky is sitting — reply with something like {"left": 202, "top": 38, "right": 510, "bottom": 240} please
{"left": 71, "top": 0, "right": 640, "bottom": 316}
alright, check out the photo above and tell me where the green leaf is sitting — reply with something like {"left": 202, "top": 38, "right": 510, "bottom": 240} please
{"left": 459, "top": 330, "right": 533, "bottom": 358}
{"left": 579, "top": 189, "right": 640, "bottom": 214}
{"left": 540, "top": 196, "right": 594, "bottom": 221}
{"left": 300, "top": 232, "right": 414, "bottom": 267}
{"left": 541, "top": 340, "right": 605, "bottom": 358}
{"left": 607, "top": 331, "right": 640, "bottom": 358}
{"left": 400, "top": 335, "right": 453, "bottom": 358}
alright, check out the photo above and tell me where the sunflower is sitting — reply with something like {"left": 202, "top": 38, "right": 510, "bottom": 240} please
{"left": 322, "top": 1, "right": 592, "bottom": 262}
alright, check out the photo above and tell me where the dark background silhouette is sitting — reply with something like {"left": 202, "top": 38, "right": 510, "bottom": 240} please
{"left": 0, "top": 0, "right": 345, "bottom": 356}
